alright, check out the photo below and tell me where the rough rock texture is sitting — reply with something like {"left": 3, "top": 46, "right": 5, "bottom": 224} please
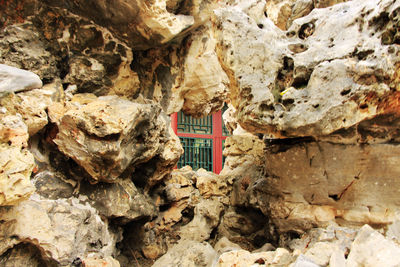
{"left": 214, "top": 0, "right": 400, "bottom": 138}
{"left": 179, "top": 24, "right": 229, "bottom": 117}
{"left": 53, "top": 94, "right": 181, "bottom": 183}
{"left": 152, "top": 240, "right": 218, "bottom": 267}
{"left": 0, "top": 195, "right": 120, "bottom": 266}
{"left": 0, "top": 113, "right": 35, "bottom": 206}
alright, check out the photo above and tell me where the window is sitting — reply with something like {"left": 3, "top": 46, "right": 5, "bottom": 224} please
{"left": 171, "top": 106, "right": 229, "bottom": 173}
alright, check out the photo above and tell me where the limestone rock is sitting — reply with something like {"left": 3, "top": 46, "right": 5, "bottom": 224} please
{"left": 263, "top": 140, "right": 400, "bottom": 232}
{"left": 42, "top": 0, "right": 194, "bottom": 50}
{"left": 213, "top": 0, "right": 400, "bottom": 138}
{"left": 179, "top": 24, "right": 229, "bottom": 117}
{"left": 196, "top": 168, "right": 229, "bottom": 199}
{"left": 0, "top": 24, "right": 58, "bottom": 82}
{"left": 347, "top": 224, "right": 400, "bottom": 267}
{"left": 0, "top": 114, "right": 35, "bottom": 206}
{"left": 216, "top": 248, "right": 292, "bottom": 267}
{"left": 214, "top": 237, "right": 242, "bottom": 254}
{"left": 81, "top": 256, "right": 120, "bottom": 267}
{"left": 0, "top": 87, "right": 58, "bottom": 136}
{"left": 179, "top": 199, "right": 224, "bottom": 242}
{"left": 292, "top": 254, "right": 320, "bottom": 267}
{"left": 0, "top": 195, "right": 120, "bottom": 266}
{"left": 79, "top": 179, "right": 157, "bottom": 223}
{"left": 0, "top": 243, "right": 54, "bottom": 267}
{"left": 0, "top": 64, "right": 42, "bottom": 93}
{"left": 53, "top": 95, "right": 169, "bottom": 182}
{"left": 152, "top": 240, "right": 217, "bottom": 267}
{"left": 32, "top": 171, "right": 75, "bottom": 200}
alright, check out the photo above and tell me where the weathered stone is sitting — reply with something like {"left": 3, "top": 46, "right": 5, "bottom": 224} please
{"left": 216, "top": 248, "right": 292, "bottom": 267}
{"left": 196, "top": 168, "right": 229, "bottom": 199}
{"left": 347, "top": 224, "right": 400, "bottom": 267}
{"left": 213, "top": 0, "right": 400, "bottom": 138}
{"left": 0, "top": 195, "right": 120, "bottom": 266}
{"left": 304, "top": 242, "right": 336, "bottom": 266}
{"left": 81, "top": 256, "right": 120, "bottom": 267}
{"left": 32, "top": 171, "right": 75, "bottom": 200}
{"left": 214, "top": 237, "right": 242, "bottom": 254}
{"left": 0, "top": 243, "right": 55, "bottom": 267}
{"left": 0, "top": 87, "right": 59, "bottom": 135}
{"left": 79, "top": 179, "right": 157, "bottom": 223}
{"left": 0, "top": 24, "right": 58, "bottom": 82}
{"left": 179, "top": 24, "right": 229, "bottom": 117}
{"left": 0, "top": 115, "right": 35, "bottom": 206}
{"left": 152, "top": 240, "right": 217, "bottom": 267}
{"left": 263, "top": 141, "right": 400, "bottom": 232}
{"left": 53, "top": 95, "right": 171, "bottom": 182}
{"left": 179, "top": 199, "right": 224, "bottom": 242}
{"left": 0, "top": 64, "right": 42, "bottom": 93}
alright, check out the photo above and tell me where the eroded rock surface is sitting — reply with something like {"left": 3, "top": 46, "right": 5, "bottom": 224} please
{"left": 213, "top": 0, "right": 400, "bottom": 138}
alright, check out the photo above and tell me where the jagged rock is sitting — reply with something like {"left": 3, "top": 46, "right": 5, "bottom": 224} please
{"left": 0, "top": 64, "right": 42, "bottom": 93}
{"left": 0, "top": 86, "right": 59, "bottom": 135}
{"left": 179, "top": 23, "right": 229, "bottom": 117}
{"left": 0, "top": 243, "right": 55, "bottom": 267}
{"left": 152, "top": 240, "right": 218, "bottom": 267}
{"left": 79, "top": 179, "right": 157, "bottom": 223}
{"left": 40, "top": 0, "right": 193, "bottom": 50}
{"left": 81, "top": 256, "right": 120, "bottom": 267}
{"left": 0, "top": 195, "right": 120, "bottom": 266}
{"left": 195, "top": 168, "right": 229, "bottom": 199}
{"left": 304, "top": 242, "right": 337, "bottom": 266}
{"left": 263, "top": 140, "right": 400, "bottom": 232}
{"left": 213, "top": 0, "right": 400, "bottom": 138}
{"left": 53, "top": 94, "right": 173, "bottom": 183}
{"left": 32, "top": 171, "right": 75, "bottom": 200}
{"left": 347, "top": 224, "right": 400, "bottom": 267}
{"left": 179, "top": 199, "right": 224, "bottom": 242}
{"left": 216, "top": 248, "right": 292, "bottom": 267}
{"left": 0, "top": 115, "right": 35, "bottom": 206}
{"left": 0, "top": 24, "right": 58, "bottom": 82}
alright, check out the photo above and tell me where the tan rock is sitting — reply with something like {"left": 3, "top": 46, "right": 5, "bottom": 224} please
{"left": 82, "top": 256, "right": 120, "bottom": 267}
{"left": 0, "top": 195, "right": 120, "bottom": 265}
{"left": 213, "top": 0, "right": 400, "bottom": 138}
{"left": 179, "top": 199, "right": 224, "bottom": 241}
{"left": 216, "top": 248, "right": 292, "bottom": 267}
{"left": 0, "top": 87, "right": 59, "bottom": 136}
{"left": 0, "top": 144, "right": 35, "bottom": 206}
{"left": 179, "top": 23, "right": 229, "bottom": 117}
{"left": 196, "top": 168, "right": 229, "bottom": 199}
{"left": 53, "top": 95, "right": 169, "bottom": 182}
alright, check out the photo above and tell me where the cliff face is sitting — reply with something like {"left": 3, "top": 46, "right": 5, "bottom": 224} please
{"left": 2, "top": 0, "right": 400, "bottom": 266}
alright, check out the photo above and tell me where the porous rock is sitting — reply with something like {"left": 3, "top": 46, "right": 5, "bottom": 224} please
{"left": 0, "top": 195, "right": 120, "bottom": 266}
{"left": 53, "top": 94, "right": 174, "bottom": 182}
{"left": 213, "top": 0, "right": 400, "bottom": 138}
{"left": 152, "top": 239, "right": 218, "bottom": 267}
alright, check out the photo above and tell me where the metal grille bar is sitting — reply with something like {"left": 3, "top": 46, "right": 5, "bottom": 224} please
{"left": 177, "top": 112, "right": 212, "bottom": 134}
{"left": 177, "top": 137, "right": 213, "bottom": 171}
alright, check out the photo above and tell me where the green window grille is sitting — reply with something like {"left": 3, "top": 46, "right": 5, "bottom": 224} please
{"left": 177, "top": 137, "right": 213, "bottom": 171}
{"left": 178, "top": 112, "right": 212, "bottom": 134}
{"left": 222, "top": 104, "right": 230, "bottom": 136}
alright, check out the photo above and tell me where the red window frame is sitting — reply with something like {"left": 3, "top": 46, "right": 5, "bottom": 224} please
{"left": 171, "top": 110, "right": 228, "bottom": 174}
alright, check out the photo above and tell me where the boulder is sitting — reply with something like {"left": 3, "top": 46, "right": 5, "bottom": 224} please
{"left": 213, "top": 0, "right": 400, "bottom": 138}
{"left": 0, "top": 195, "right": 120, "bottom": 266}
{"left": 53, "top": 95, "right": 171, "bottom": 182}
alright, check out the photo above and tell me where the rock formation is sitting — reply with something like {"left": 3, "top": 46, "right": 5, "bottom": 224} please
{"left": 2, "top": 0, "right": 400, "bottom": 266}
